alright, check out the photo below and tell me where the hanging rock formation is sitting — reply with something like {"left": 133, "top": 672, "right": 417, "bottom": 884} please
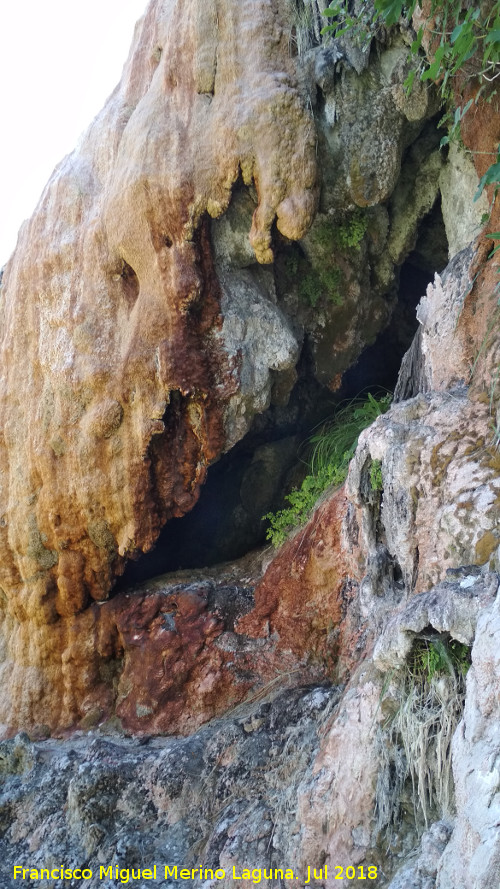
{"left": 0, "top": 0, "right": 318, "bottom": 731}
{"left": 0, "top": 0, "right": 445, "bottom": 733}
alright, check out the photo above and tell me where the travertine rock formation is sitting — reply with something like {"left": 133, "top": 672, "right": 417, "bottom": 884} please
{"left": 0, "top": 0, "right": 442, "bottom": 734}
{"left": 0, "top": 0, "right": 317, "bottom": 594}
{"left": 0, "top": 0, "right": 319, "bottom": 731}
{"left": 1, "top": 0, "right": 500, "bottom": 886}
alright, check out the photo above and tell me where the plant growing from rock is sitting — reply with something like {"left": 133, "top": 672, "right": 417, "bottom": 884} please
{"left": 369, "top": 458, "right": 383, "bottom": 492}
{"left": 264, "top": 392, "right": 391, "bottom": 546}
{"left": 376, "top": 634, "right": 471, "bottom": 838}
{"left": 322, "top": 0, "right": 500, "bottom": 208}
{"left": 332, "top": 208, "right": 367, "bottom": 250}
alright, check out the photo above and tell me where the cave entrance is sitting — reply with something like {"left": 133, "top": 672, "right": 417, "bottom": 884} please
{"left": 115, "top": 197, "right": 449, "bottom": 587}
{"left": 339, "top": 197, "right": 449, "bottom": 396}
{"left": 114, "top": 353, "right": 333, "bottom": 586}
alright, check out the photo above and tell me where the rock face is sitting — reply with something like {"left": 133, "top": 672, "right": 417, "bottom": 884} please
{"left": 1, "top": 0, "right": 500, "bottom": 887}
{"left": 1, "top": 575, "right": 497, "bottom": 889}
{"left": 0, "top": 0, "right": 318, "bottom": 731}
{"left": 436, "top": 590, "right": 500, "bottom": 889}
{"left": 0, "top": 0, "right": 444, "bottom": 733}
{"left": 0, "top": 686, "right": 343, "bottom": 889}
{"left": 0, "top": 0, "right": 316, "bottom": 608}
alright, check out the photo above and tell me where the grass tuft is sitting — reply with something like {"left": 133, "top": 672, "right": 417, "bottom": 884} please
{"left": 264, "top": 391, "right": 391, "bottom": 547}
{"left": 376, "top": 634, "right": 470, "bottom": 840}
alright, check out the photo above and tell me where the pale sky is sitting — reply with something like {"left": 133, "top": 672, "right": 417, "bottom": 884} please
{"left": 0, "top": 0, "right": 148, "bottom": 267}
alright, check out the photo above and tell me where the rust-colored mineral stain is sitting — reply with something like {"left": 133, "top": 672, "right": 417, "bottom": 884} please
{"left": 0, "top": 0, "right": 317, "bottom": 735}
{"left": 237, "top": 488, "right": 364, "bottom": 678}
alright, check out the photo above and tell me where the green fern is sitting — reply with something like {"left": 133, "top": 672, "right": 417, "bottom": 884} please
{"left": 264, "top": 392, "right": 391, "bottom": 546}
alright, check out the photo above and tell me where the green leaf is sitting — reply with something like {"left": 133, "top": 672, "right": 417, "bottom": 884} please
{"left": 461, "top": 98, "right": 474, "bottom": 117}
{"left": 450, "top": 22, "right": 465, "bottom": 44}
{"left": 404, "top": 69, "right": 417, "bottom": 94}
{"left": 475, "top": 162, "right": 500, "bottom": 201}
{"left": 485, "top": 29, "right": 500, "bottom": 43}
{"left": 374, "top": 0, "right": 405, "bottom": 27}
{"left": 421, "top": 44, "right": 445, "bottom": 81}
{"left": 411, "top": 26, "right": 424, "bottom": 54}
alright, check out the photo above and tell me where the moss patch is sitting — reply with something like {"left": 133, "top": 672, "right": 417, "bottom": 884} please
{"left": 288, "top": 210, "right": 368, "bottom": 309}
{"left": 333, "top": 209, "right": 367, "bottom": 250}
{"left": 299, "top": 265, "right": 343, "bottom": 307}
{"left": 430, "top": 432, "right": 461, "bottom": 488}
{"left": 26, "top": 516, "right": 58, "bottom": 571}
{"left": 88, "top": 519, "right": 116, "bottom": 553}
{"left": 475, "top": 530, "right": 498, "bottom": 565}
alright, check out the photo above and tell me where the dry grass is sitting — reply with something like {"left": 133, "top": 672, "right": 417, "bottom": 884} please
{"left": 375, "top": 635, "right": 469, "bottom": 840}
{"left": 286, "top": 0, "right": 318, "bottom": 56}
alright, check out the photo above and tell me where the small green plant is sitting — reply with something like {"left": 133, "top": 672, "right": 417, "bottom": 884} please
{"left": 323, "top": 0, "right": 500, "bottom": 90}
{"left": 264, "top": 392, "right": 391, "bottom": 546}
{"left": 263, "top": 462, "right": 347, "bottom": 548}
{"left": 408, "top": 636, "right": 471, "bottom": 683}
{"left": 333, "top": 209, "right": 367, "bottom": 251}
{"left": 299, "top": 265, "right": 343, "bottom": 307}
{"left": 293, "top": 212, "right": 368, "bottom": 307}
{"left": 309, "top": 391, "right": 391, "bottom": 475}
{"left": 322, "top": 0, "right": 500, "bottom": 209}
{"left": 369, "top": 458, "right": 383, "bottom": 492}
{"left": 283, "top": 245, "right": 344, "bottom": 308}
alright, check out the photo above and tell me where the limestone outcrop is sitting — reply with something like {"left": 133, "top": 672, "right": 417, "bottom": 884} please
{"left": 1, "top": 0, "right": 500, "bottom": 887}
{"left": 0, "top": 0, "right": 442, "bottom": 733}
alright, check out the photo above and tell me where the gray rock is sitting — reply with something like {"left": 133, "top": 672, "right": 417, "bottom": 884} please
{"left": 374, "top": 573, "right": 499, "bottom": 671}
{"left": 437, "top": 587, "right": 500, "bottom": 889}
{"left": 216, "top": 267, "right": 300, "bottom": 448}
{"left": 395, "top": 245, "right": 475, "bottom": 401}
{"left": 387, "top": 820, "right": 453, "bottom": 889}
{"left": 0, "top": 686, "right": 341, "bottom": 889}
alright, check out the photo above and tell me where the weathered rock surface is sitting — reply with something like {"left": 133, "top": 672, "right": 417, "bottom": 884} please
{"left": 0, "top": 0, "right": 449, "bottom": 735}
{"left": 1, "top": 575, "right": 497, "bottom": 889}
{"left": 348, "top": 390, "right": 500, "bottom": 595}
{"left": 236, "top": 487, "right": 364, "bottom": 678}
{"left": 387, "top": 821, "right": 453, "bottom": 889}
{"left": 1, "top": 0, "right": 500, "bottom": 886}
{"left": 374, "top": 571, "right": 499, "bottom": 671}
{"left": 436, "top": 588, "right": 500, "bottom": 889}
{"left": 0, "top": 686, "right": 343, "bottom": 889}
{"left": 0, "top": 0, "right": 318, "bottom": 731}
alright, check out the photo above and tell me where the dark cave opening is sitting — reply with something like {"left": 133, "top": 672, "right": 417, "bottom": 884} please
{"left": 115, "top": 198, "right": 449, "bottom": 587}
{"left": 115, "top": 352, "right": 333, "bottom": 587}
{"left": 339, "top": 197, "right": 448, "bottom": 395}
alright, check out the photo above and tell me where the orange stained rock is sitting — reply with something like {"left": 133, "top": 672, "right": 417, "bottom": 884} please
{"left": 0, "top": 0, "right": 317, "bottom": 734}
{"left": 237, "top": 487, "right": 365, "bottom": 680}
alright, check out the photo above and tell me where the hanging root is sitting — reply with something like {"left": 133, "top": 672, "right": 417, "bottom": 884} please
{"left": 375, "top": 634, "right": 470, "bottom": 841}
